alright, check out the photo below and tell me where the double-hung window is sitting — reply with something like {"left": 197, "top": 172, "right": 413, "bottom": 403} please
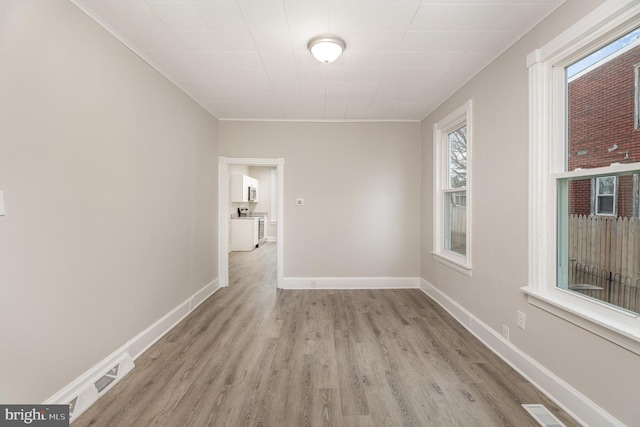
{"left": 433, "top": 100, "right": 472, "bottom": 276}
{"left": 525, "top": 0, "right": 640, "bottom": 354}
{"left": 594, "top": 176, "right": 617, "bottom": 216}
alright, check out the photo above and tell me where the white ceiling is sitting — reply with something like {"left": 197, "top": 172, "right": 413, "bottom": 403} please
{"left": 72, "top": 0, "right": 565, "bottom": 121}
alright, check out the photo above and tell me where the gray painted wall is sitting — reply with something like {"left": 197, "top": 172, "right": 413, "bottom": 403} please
{"left": 220, "top": 121, "right": 422, "bottom": 278}
{"left": 421, "top": 0, "right": 640, "bottom": 425}
{"left": 0, "top": 0, "right": 219, "bottom": 403}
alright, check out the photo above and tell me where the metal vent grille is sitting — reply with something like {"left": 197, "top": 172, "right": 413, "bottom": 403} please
{"left": 94, "top": 363, "right": 120, "bottom": 393}
{"left": 522, "top": 404, "right": 567, "bottom": 427}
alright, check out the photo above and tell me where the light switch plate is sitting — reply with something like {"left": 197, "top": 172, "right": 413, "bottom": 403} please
{"left": 0, "top": 191, "right": 5, "bottom": 216}
{"left": 296, "top": 198, "right": 304, "bottom": 206}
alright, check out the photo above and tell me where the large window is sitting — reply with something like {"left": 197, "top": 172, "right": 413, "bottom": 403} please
{"left": 526, "top": 0, "right": 640, "bottom": 355}
{"left": 433, "top": 100, "right": 472, "bottom": 276}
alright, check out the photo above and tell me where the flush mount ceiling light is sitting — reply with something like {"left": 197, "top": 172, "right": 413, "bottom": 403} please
{"left": 308, "top": 35, "right": 346, "bottom": 63}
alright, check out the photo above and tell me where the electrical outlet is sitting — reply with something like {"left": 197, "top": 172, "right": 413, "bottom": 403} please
{"left": 502, "top": 325, "right": 510, "bottom": 341}
{"left": 0, "top": 191, "right": 5, "bottom": 216}
{"left": 517, "top": 311, "right": 526, "bottom": 330}
{"left": 310, "top": 280, "right": 316, "bottom": 288}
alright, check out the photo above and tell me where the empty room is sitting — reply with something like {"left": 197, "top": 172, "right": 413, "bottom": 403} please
{"left": 1, "top": 0, "right": 639, "bottom": 426}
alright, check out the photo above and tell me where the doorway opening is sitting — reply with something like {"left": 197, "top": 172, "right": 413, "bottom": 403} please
{"left": 218, "top": 157, "right": 284, "bottom": 289}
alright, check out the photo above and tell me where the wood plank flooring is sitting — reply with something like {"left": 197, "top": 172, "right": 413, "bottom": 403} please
{"left": 74, "top": 243, "right": 578, "bottom": 426}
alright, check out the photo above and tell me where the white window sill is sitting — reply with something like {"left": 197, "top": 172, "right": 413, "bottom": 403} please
{"left": 432, "top": 251, "right": 472, "bottom": 277}
{"left": 521, "top": 286, "right": 640, "bottom": 355}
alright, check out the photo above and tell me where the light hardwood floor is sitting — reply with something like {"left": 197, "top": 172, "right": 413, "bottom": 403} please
{"left": 74, "top": 243, "right": 578, "bottom": 426}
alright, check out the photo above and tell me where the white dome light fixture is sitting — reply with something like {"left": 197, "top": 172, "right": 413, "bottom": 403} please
{"left": 308, "top": 35, "right": 346, "bottom": 63}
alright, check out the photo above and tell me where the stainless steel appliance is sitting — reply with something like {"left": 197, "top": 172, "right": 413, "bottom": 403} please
{"left": 248, "top": 186, "right": 257, "bottom": 202}
{"left": 257, "top": 216, "right": 266, "bottom": 246}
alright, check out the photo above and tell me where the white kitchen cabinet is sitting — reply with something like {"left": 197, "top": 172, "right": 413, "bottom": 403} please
{"left": 230, "top": 174, "right": 259, "bottom": 202}
{"left": 230, "top": 218, "right": 259, "bottom": 251}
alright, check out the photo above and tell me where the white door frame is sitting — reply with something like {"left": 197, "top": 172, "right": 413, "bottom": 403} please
{"left": 218, "top": 157, "right": 284, "bottom": 288}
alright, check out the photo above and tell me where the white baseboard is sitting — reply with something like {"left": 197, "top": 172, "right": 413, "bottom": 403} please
{"left": 45, "top": 278, "right": 220, "bottom": 422}
{"left": 419, "top": 278, "right": 623, "bottom": 427}
{"left": 282, "top": 276, "right": 419, "bottom": 290}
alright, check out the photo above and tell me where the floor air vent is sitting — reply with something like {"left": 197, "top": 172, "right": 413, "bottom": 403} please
{"left": 67, "top": 353, "right": 134, "bottom": 422}
{"left": 94, "top": 363, "right": 120, "bottom": 393}
{"left": 522, "top": 404, "right": 567, "bottom": 427}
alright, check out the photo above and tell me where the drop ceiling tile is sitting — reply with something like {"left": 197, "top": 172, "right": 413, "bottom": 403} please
{"left": 396, "top": 82, "right": 431, "bottom": 102}
{"left": 167, "top": 66, "right": 213, "bottom": 83}
{"left": 324, "top": 101, "right": 349, "bottom": 120}
{"left": 147, "top": 3, "right": 206, "bottom": 30}
{"left": 422, "top": 50, "right": 465, "bottom": 70}
{"left": 294, "top": 65, "right": 330, "bottom": 81}
{"left": 251, "top": 30, "right": 292, "bottom": 51}
{"left": 194, "top": 3, "right": 247, "bottom": 31}
{"left": 280, "top": 102, "right": 325, "bottom": 119}
{"left": 175, "top": 31, "right": 256, "bottom": 51}
{"left": 345, "top": 101, "right": 371, "bottom": 119}
{"left": 145, "top": 0, "right": 236, "bottom": 4}
{"left": 269, "top": 80, "right": 299, "bottom": 93}
{"left": 372, "top": 67, "right": 425, "bottom": 82}
{"left": 265, "top": 68, "right": 298, "bottom": 84}
{"left": 370, "top": 4, "right": 421, "bottom": 32}
{"left": 328, "top": 3, "right": 374, "bottom": 33}
{"left": 512, "top": 0, "right": 562, "bottom": 4}
{"left": 373, "top": 81, "right": 405, "bottom": 100}
{"left": 473, "top": 31, "right": 519, "bottom": 52}
{"left": 132, "top": 30, "right": 185, "bottom": 51}
{"left": 324, "top": 91, "right": 351, "bottom": 103}
{"left": 259, "top": 51, "right": 296, "bottom": 70}
{"left": 339, "top": 51, "right": 397, "bottom": 68}
{"left": 399, "top": 31, "right": 441, "bottom": 52}
{"left": 386, "top": 100, "right": 421, "bottom": 120}
{"left": 365, "top": 108, "right": 391, "bottom": 120}
{"left": 490, "top": 4, "right": 559, "bottom": 33}
{"left": 144, "top": 50, "right": 201, "bottom": 70}
{"left": 208, "top": 68, "right": 271, "bottom": 84}
{"left": 341, "top": 32, "right": 407, "bottom": 52}
{"left": 419, "top": 0, "right": 511, "bottom": 4}
{"left": 240, "top": 3, "right": 288, "bottom": 33}
{"left": 431, "top": 31, "right": 487, "bottom": 51}
{"left": 103, "top": 2, "right": 166, "bottom": 31}
{"left": 325, "top": 67, "right": 360, "bottom": 81}
{"left": 330, "top": 81, "right": 379, "bottom": 94}
{"left": 296, "top": 81, "right": 327, "bottom": 94}
{"left": 82, "top": 1, "right": 128, "bottom": 31}
{"left": 192, "top": 51, "right": 263, "bottom": 69}
{"left": 410, "top": 4, "right": 504, "bottom": 33}
{"left": 285, "top": 1, "right": 330, "bottom": 38}
{"left": 390, "top": 51, "right": 430, "bottom": 68}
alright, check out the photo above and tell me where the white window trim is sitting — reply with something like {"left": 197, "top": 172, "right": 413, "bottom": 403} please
{"left": 433, "top": 100, "right": 473, "bottom": 276}
{"left": 523, "top": 0, "right": 640, "bottom": 355}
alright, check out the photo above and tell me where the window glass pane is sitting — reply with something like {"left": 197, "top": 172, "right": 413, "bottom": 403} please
{"left": 444, "top": 191, "right": 466, "bottom": 255}
{"left": 597, "top": 196, "right": 615, "bottom": 215}
{"left": 597, "top": 176, "right": 615, "bottom": 195}
{"left": 566, "top": 28, "right": 640, "bottom": 171}
{"left": 559, "top": 174, "right": 640, "bottom": 314}
{"left": 448, "top": 126, "right": 467, "bottom": 188}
